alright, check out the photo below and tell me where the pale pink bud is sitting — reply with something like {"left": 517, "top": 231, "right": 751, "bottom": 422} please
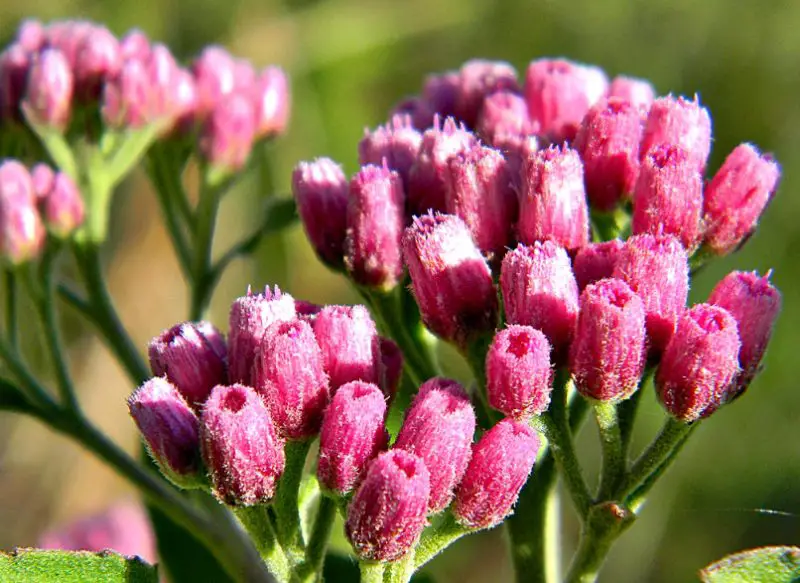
{"left": 74, "top": 25, "right": 121, "bottom": 100}
{"left": 608, "top": 76, "right": 655, "bottom": 110}
{"left": 120, "top": 29, "right": 151, "bottom": 62}
{"left": 640, "top": 95, "right": 712, "bottom": 171}
{"left": 101, "top": 58, "right": 153, "bottom": 128}
{"left": 42, "top": 172, "right": 84, "bottom": 237}
{"left": 16, "top": 20, "right": 46, "bottom": 54}
{"left": 23, "top": 49, "right": 73, "bottom": 130}
{"left": 31, "top": 163, "right": 55, "bottom": 201}
{"left": 192, "top": 46, "right": 237, "bottom": 115}
{"left": 455, "top": 59, "right": 519, "bottom": 127}
{"left": 573, "top": 240, "right": 623, "bottom": 291}
{"left": 252, "top": 66, "right": 290, "bottom": 138}
{"left": 0, "top": 44, "right": 30, "bottom": 122}
{"left": 476, "top": 91, "right": 536, "bottom": 150}
{"left": 379, "top": 337, "right": 403, "bottom": 404}
{"left": 359, "top": 114, "right": 423, "bottom": 188}
{"left": 0, "top": 160, "right": 45, "bottom": 265}
{"left": 200, "top": 93, "right": 257, "bottom": 171}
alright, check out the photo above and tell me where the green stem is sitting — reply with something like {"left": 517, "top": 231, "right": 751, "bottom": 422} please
{"left": 235, "top": 505, "right": 292, "bottom": 583}
{"left": 296, "top": 495, "right": 337, "bottom": 582}
{"left": 384, "top": 551, "right": 416, "bottom": 583}
{"left": 593, "top": 401, "right": 624, "bottom": 500}
{"left": 618, "top": 367, "right": 654, "bottom": 458}
{"left": 564, "top": 502, "right": 635, "bottom": 583}
{"left": 414, "top": 512, "right": 470, "bottom": 570}
{"left": 0, "top": 337, "right": 56, "bottom": 409}
{"left": 274, "top": 440, "right": 312, "bottom": 558}
{"left": 359, "top": 562, "right": 385, "bottom": 583}
{"left": 4, "top": 270, "right": 18, "bottom": 350}
{"left": 190, "top": 171, "right": 223, "bottom": 320}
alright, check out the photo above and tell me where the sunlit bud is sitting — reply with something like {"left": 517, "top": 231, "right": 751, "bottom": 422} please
{"left": 359, "top": 114, "right": 423, "bottom": 188}
{"left": 192, "top": 46, "right": 237, "bottom": 115}
{"left": 43, "top": 172, "right": 84, "bottom": 238}
{"left": 455, "top": 59, "right": 519, "bottom": 127}
{"left": 573, "top": 240, "right": 623, "bottom": 291}
{"left": 640, "top": 95, "right": 712, "bottom": 171}
{"left": 16, "top": 20, "right": 45, "bottom": 53}
{"left": 608, "top": 76, "right": 655, "bottom": 110}
{"left": 200, "top": 93, "right": 257, "bottom": 172}
{"left": 379, "top": 337, "right": 403, "bottom": 404}
{"left": 23, "top": 49, "right": 73, "bottom": 131}
{"left": 0, "top": 160, "right": 45, "bottom": 265}
{"left": 252, "top": 66, "right": 290, "bottom": 138}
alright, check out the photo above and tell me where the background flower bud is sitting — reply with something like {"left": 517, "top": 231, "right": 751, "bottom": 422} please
{"left": 23, "top": 49, "right": 73, "bottom": 130}
{"left": 252, "top": 66, "right": 290, "bottom": 138}
{"left": 200, "top": 93, "right": 257, "bottom": 172}
{"left": 0, "top": 160, "right": 45, "bottom": 265}
{"left": 608, "top": 76, "right": 655, "bottom": 110}
{"left": 454, "top": 59, "right": 519, "bottom": 127}
{"left": 42, "top": 172, "right": 84, "bottom": 238}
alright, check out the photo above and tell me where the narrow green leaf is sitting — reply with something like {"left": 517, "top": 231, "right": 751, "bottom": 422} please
{"left": 261, "top": 197, "right": 298, "bottom": 233}
{"left": 700, "top": 546, "right": 800, "bottom": 583}
{"left": 0, "top": 548, "right": 157, "bottom": 583}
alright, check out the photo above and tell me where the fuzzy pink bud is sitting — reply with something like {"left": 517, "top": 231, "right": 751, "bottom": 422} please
{"left": 192, "top": 46, "right": 237, "bottom": 115}
{"left": 200, "top": 93, "right": 257, "bottom": 171}
{"left": 379, "top": 337, "right": 403, "bottom": 403}
{"left": 455, "top": 59, "right": 519, "bottom": 127}
{"left": 43, "top": 172, "right": 84, "bottom": 237}
{"left": 422, "top": 72, "right": 460, "bottom": 121}
{"left": 23, "top": 49, "right": 73, "bottom": 131}
{"left": 16, "top": 20, "right": 45, "bottom": 54}
{"left": 73, "top": 25, "right": 121, "bottom": 100}
{"left": 101, "top": 58, "right": 153, "bottom": 129}
{"left": 573, "top": 240, "right": 623, "bottom": 291}
{"left": 359, "top": 114, "right": 423, "bottom": 188}
{"left": 0, "top": 160, "right": 45, "bottom": 265}
{"left": 253, "top": 66, "right": 290, "bottom": 138}
{"left": 608, "top": 76, "right": 655, "bottom": 110}
{"left": 31, "top": 164, "right": 55, "bottom": 201}
{"left": 476, "top": 91, "right": 536, "bottom": 149}
{"left": 640, "top": 95, "right": 712, "bottom": 171}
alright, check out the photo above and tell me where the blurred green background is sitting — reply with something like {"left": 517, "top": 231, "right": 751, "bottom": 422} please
{"left": 0, "top": 0, "right": 798, "bottom": 582}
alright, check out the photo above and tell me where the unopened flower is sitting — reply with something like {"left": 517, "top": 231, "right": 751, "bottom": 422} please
{"left": 73, "top": 24, "right": 121, "bottom": 100}
{"left": 359, "top": 114, "right": 423, "bottom": 188}
{"left": 608, "top": 76, "right": 655, "bottom": 110}
{"left": 192, "top": 46, "right": 237, "bottom": 116}
{"left": 31, "top": 163, "right": 55, "bottom": 201}
{"left": 101, "top": 58, "right": 153, "bottom": 128}
{"left": 476, "top": 91, "right": 536, "bottom": 151}
{"left": 23, "top": 49, "right": 73, "bottom": 131}
{"left": 454, "top": 59, "right": 519, "bottom": 127}
{"left": 640, "top": 95, "right": 712, "bottom": 171}
{"left": 42, "top": 172, "right": 84, "bottom": 238}
{"left": 200, "top": 92, "right": 257, "bottom": 172}
{"left": 0, "top": 44, "right": 31, "bottom": 123}
{"left": 120, "top": 29, "right": 151, "bottom": 62}
{"left": 16, "top": 20, "right": 46, "bottom": 54}
{"left": 573, "top": 240, "right": 623, "bottom": 291}
{"left": 0, "top": 160, "right": 45, "bottom": 265}
{"left": 252, "top": 66, "right": 290, "bottom": 138}
{"left": 421, "top": 71, "right": 460, "bottom": 121}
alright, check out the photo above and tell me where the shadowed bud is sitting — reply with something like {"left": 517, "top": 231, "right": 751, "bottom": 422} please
{"left": 359, "top": 114, "right": 422, "bottom": 188}
{"left": 487, "top": 325, "right": 553, "bottom": 418}
{"left": 43, "top": 172, "right": 84, "bottom": 238}
{"left": 23, "top": 49, "right": 73, "bottom": 131}
{"left": 391, "top": 96, "right": 435, "bottom": 132}
{"left": 422, "top": 71, "right": 460, "bottom": 121}
{"left": 518, "top": 145, "right": 590, "bottom": 253}
{"left": 0, "top": 160, "right": 45, "bottom": 265}
{"left": 313, "top": 305, "right": 381, "bottom": 391}
{"left": 317, "top": 381, "right": 388, "bottom": 495}
{"left": 608, "top": 76, "right": 655, "bottom": 110}
{"left": 640, "top": 95, "right": 711, "bottom": 171}
{"left": 703, "top": 144, "right": 780, "bottom": 255}
{"left": 454, "top": 419, "right": 540, "bottom": 530}
{"left": 101, "top": 58, "right": 153, "bottom": 129}
{"left": 573, "top": 240, "right": 623, "bottom": 291}
{"left": 476, "top": 91, "right": 536, "bottom": 150}
{"left": 656, "top": 304, "right": 740, "bottom": 422}
{"left": 31, "top": 163, "right": 55, "bottom": 201}
{"left": 0, "top": 44, "right": 30, "bottom": 122}
{"left": 346, "top": 449, "right": 430, "bottom": 561}
{"left": 455, "top": 59, "right": 519, "bottom": 127}
{"left": 344, "top": 164, "right": 406, "bottom": 290}
{"left": 200, "top": 93, "right": 257, "bottom": 172}
{"left": 379, "top": 337, "right": 403, "bottom": 404}
{"left": 192, "top": 46, "right": 237, "bottom": 116}
{"left": 395, "top": 378, "right": 476, "bottom": 513}
{"left": 74, "top": 25, "right": 121, "bottom": 100}
{"left": 201, "top": 384, "right": 286, "bottom": 505}
{"left": 403, "top": 213, "right": 498, "bottom": 347}
{"left": 253, "top": 66, "right": 290, "bottom": 138}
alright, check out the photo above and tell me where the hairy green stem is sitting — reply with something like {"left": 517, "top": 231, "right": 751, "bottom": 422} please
{"left": 274, "top": 440, "right": 312, "bottom": 559}
{"left": 414, "top": 512, "right": 470, "bottom": 569}
{"left": 593, "top": 401, "right": 624, "bottom": 500}
{"left": 296, "top": 495, "right": 337, "bottom": 583}
{"left": 235, "top": 505, "right": 292, "bottom": 582}
{"left": 384, "top": 551, "right": 416, "bottom": 583}
{"left": 359, "top": 561, "right": 385, "bottom": 583}
{"left": 564, "top": 502, "right": 635, "bottom": 583}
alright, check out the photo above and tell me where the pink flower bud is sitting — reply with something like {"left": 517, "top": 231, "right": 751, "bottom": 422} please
{"left": 0, "top": 44, "right": 30, "bottom": 122}
{"left": 573, "top": 98, "right": 643, "bottom": 211}
{"left": 391, "top": 96, "right": 434, "bottom": 132}
{"left": 476, "top": 91, "right": 536, "bottom": 150}
{"left": 518, "top": 145, "right": 590, "bottom": 253}
{"left": 16, "top": 20, "right": 46, "bottom": 54}
{"left": 74, "top": 25, "right": 121, "bottom": 100}
{"left": 200, "top": 93, "right": 257, "bottom": 171}
{"left": 120, "top": 29, "right": 151, "bottom": 62}
{"left": 101, "top": 58, "right": 153, "bottom": 129}
{"left": 500, "top": 242, "right": 579, "bottom": 355}
{"left": 570, "top": 279, "right": 647, "bottom": 401}
{"left": 708, "top": 271, "right": 781, "bottom": 396}
{"left": 640, "top": 95, "right": 712, "bottom": 171}
{"left": 128, "top": 377, "right": 201, "bottom": 486}
{"left": 422, "top": 71, "right": 460, "bottom": 120}
{"left": 317, "top": 381, "right": 388, "bottom": 495}
{"left": 31, "top": 163, "right": 55, "bottom": 201}
{"left": 44, "top": 21, "right": 90, "bottom": 71}
{"left": 359, "top": 114, "right": 423, "bottom": 189}
{"left": 612, "top": 234, "right": 689, "bottom": 351}
{"left": 346, "top": 449, "right": 430, "bottom": 561}
{"left": 42, "top": 172, "right": 84, "bottom": 237}
{"left": 395, "top": 378, "right": 476, "bottom": 513}
{"left": 344, "top": 164, "right": 406, "bottom": 290}
{"left": 379, "top": 337, "right": 404, "bottom": 404}
{"left": 656, "top": 304, "right": 740, "bottom": 422}
{"left": 252, "top": 66, "right": 290, "bottom": 138}
{"left": 403, "top": 213, "right": 498, "bottom": 347}
{"left": 454, "top": 419, "right": 540, "bottom": 530}
{"left": 573, "top": 240, "right": 623, "bottom": 291}
{"left": 192, "top": 46, "right": 237, "bottom": 116}
{"left": 608, "top": 76, "right": 655, "bottom": 110}
{"left": 703, "top": 144, "right": 780, "bottom": 255}
{"left": 0, "top": 160, "right": 45, "bottom": 265}
{"left": 23, "top": 49, "right": 73, "bottom": 131}
{"left": 228, "top": 286, "right": 296, "bottom": 385}
{"left": 487, "top": 325, "right": 553, "bottom": 418}
{"left": 455, "top": 59, "right": 519, "bottom": 127}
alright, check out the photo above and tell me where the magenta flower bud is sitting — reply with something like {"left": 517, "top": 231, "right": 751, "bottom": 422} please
{"left": 252, "top": 66, "right": 290, "bottom": 138}
{"left": 454, "top": 419, "right": 540, "bottom": 530}
{"left": 344, "top": 164, "right": 406, "bottom": 290}
{"left": 703, "top": 144, "right": 780, "bottom": 255}
{"left": 148, "top": 321, "right": 227, "bottom": 408}
{"left": 292, "top": 157, "right": 349, "bottom": 269}
{"left": 570, "top": 279, "right": 647, "bottom": 401}
{"left": 147, "top": 44, "right": 181, "bottom": 116}
{"left": 192, "top": 46, "right": 237, "bottom": 115}
{"left": 317, "top": 381, "right": 388, "bottom": 495}
{"left": 42, "top": 172, "right": 84, "bottom": 238}
{"left": 709, "top": 271, "right": 781, "bottom": 395}
{"left": 379, "top": 337, "right": 403, "bottom": 403}
{"left": 524, "top": 58, "right": 609, "bottom": 143}
{"left": 632, "top": 144, "right": 703, "bottom": 250}
{"left": 608, "top": 76, "right": 655, "bottom": 110}
{"left": 476, "top": 91, "right": 536, "bottom": 149}
{"left": 200, "top": 93, "right": 257, "bottom": 172}
{"left": 640, "top": 95, "right": 712, "bottom": 171}
{"left": 16, "top": 20, "right": 45, "bottom": 53}
{"left": 422, "top": 71, "right": 460, "bottom": 120}
{"left": 486, "top": 325, "right": 553, "bottom": 418}
{"left": 395, "top": 378, "right": 476, "bottom": 512}
{"left": 403, "top": 213, "right": 498, "bottom": 347}
{"left": 128, "top": 377, "right": 201, "bottom": 487}
{"left": 0, "top": 160, "right": 45, "bottom": 265}
{"left": 454, "top": 59, "right": 519, "bottom": 127}
{"left": 0, "top": 44, "right": 30, "bottom": 122}
{"left": 312, "top": 304, "right": 381, "bottom": 391}
{"left": 500, "top": 242, "right": 580, "bottom": 355}
{"left": 613, "top": 234, "right": 689, "bottom": 351}
{"left": 74, "top": 25, "right": 121, "bottom": 100}
{"left": 31, "top": 163, "right": 55, "bottom": 202}
{"left": 201, "top": 384, "right": 286, "bottom": 505}
{"left": 573, "top": 240, "right": 623, "bottom": 291}
{"left": 101, "top": 58, "right": 152, "bottom": 129}
{"left": 573, "top": 98, "right": 644, "bottom": 211}
{"left": 296, "top": 300, "right": 323, "bottom": 320}
{"left": 120, "top": 29, "right": 151, "bottom": 62}
{"left": 345, "top": 449, "right": 430, "bottom": 561}
{"left": 359, "top": 114, "right": 423, "bottom": 188}
{"left": 518, "top": 145, "right": 590, "bottom": 253}
{"left": 391, "top": 96, "right": 435, "bottom": 132}
{"left": 656, "top": 304, "right": 740, "bottom": 422}
{"left": 23, "top": 49, "right": 73, "bottom": 131}
{"left": 228, "top": 286, "right": 296, "bottom": 385}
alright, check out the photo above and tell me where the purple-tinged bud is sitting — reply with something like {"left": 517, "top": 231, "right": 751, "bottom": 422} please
{"left": 454, "top": 419, "right": 540, "bottom": 530}
{"left": 252, "top": 66, "right": 290, "bottom": 138}
{"left": 101, "top": 58, "right": 153, "bottom": 129}
{"left": 476, "top": 91, "right": 536, "bottom": 150}
{"left": 200, "top": 93, "right": 257, "bottom": 172}
{"left": 148, "top": 321, "right": 227, "bottom": 408}
{"left": 192, "top": 46, "right": 237, "bottom": 116}
{"left": 455, "top": 59, "right": 519, "bottom": 127}
{"left": 379, "top": 337, "right": 403, "bottom": 404}
{"left": 0, "top": 160, "right": 45, "bottom": 265}
{"left": 312, "top": 304, "right": 381, "bottom": 391}
{"left": 346, "top": 449, "right": 430, "bottom": 561}
{"left": 16, "top": 20, "right": 45, "bottom": 53}
{"left": 128, "top": 377, "right": 201, "bottom": 487}
{"left": 292, "top": 158, "right": 349, "bottom": 269}
{"left": 228, "top": 286, "right": 296, "bottom": 385}
{"left": 573, "top": 240, "right": 623, "bottom": 291}
{"left": 608, "top": 76, "right": 655, "bottom": 110}
{"left": 42, "top": 172, "right": 84, "bottom": 238}
{"left": 0, "top": 44, "right": 30, "bottom": 122}
{"left": 612, "top": 234, "right": 688, "bottom": 351}
{"left": 201, "top": 384, "right": 286, "bottom": 505}
{"left": 44, "top": 21, "right": 91, "bottom": 71}
{"left": 518, "top": 145, "right": 590, "bottom": 253}
{"left": 74, "top": 25, "right": 121, "bottom": 100}
{"left": 344, "top": 164, "right": 405, "bottom": 290}
{"left": 403, "top": 213, "right": 498, "bottom": 347}
{"left": 120, "top": 29, "right": 151, "bottom": 62}
{"left": 640, "top": 95, "right": 712, "bottom": 171}
{"left": 708, "top": 271, "right": 781, "bottom": 396}
{"left": 656, "top": 304, "right": 740, "bottom": 422}
{"left": 317, "top": 381, "right": 388, "bottom": 495}
{"left": 524, "top": 58, "right": 609, "bottom": 143}
{"left": 359, "top": 114, "right": 423, "bottom": 188}
{"left": 570, "top": 279, "right": 647, "bottom": 401}
{"left": 573, "top": 98, "right": 643, "bottom": 211}
{"left": 501, "top": 242, "right": 579, "bottom": 355}
{"left": 395, "top": 378, "right": 476, "bottom": 513}
{"left": 391, "top": 96, "right": 434, "bottom": 132}
{"left": 487, "top": 325, "right": 553, "bottom": 418}
{"left": 422, "top": 71, "right": 460, "bottom": 120}
{"left": 703, "top": 144, "right": 780, "bottom": 255}
{"left": 31, "top": 163, "right": 55, "bottom": 201}
{"left": 632, "top": 145, "right": 703, "bottom": 250}
{"left": 23, "top": 49, "right": 73, "bottom": 131}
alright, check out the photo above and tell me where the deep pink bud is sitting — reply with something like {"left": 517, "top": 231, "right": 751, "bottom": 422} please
{"left": 296, "top": 300, "right": 323, "bottom": 320}
{"left": 252, "top": 66, "right": 290, "bottom": 138}
{"left": 312, "top": 304, "right": 382, "bottom": 391}
{"left": 101, "top": 58, "right": 153, "bottom": 128}
{"left": 200, "top": 93, "right": 257, "bottom": 171}
{"left": 656, "top": 304, "right": 740, "bottom": 422}
{"left": 476, "top": 91, "right": 536, "bottom": 150}
{"left": 570, "top": 279, "right": 647, "bottom": 401}
{"left": 500, "top": 242, "right": 580, "bottom": 355}
{"left": 120, "top": 29, "right": 151, "bottom": 62}
{"left": 573, "top": 98, "right": 643, "bottom": 211}
{"left": 518, "top": 145, "right": 590, "bottom": 253}
{"left": 23, "top": 49, "right": 73, "bottom": 130}
{"left": 403, "top": 213, "right": 498, "bottom": 347}
{"left": 31, "top": 163, "right": 55, "bottom": 201}
{"left": 487, "top": 325, "right": 553, "bottom": 418}
{"left": 608, "top": 76, "right": 655, "bottom": 110}
{"left": 16, "top": 20, "right": 46, "bottom": 54}
{"left": 344, "top": 164, "right": 406, "bottom": 289}
{"left": 345, "top": 449, "right": 430, "bottom": 561}
{"left": 74, "top": 25, "right": 121, "bottom": 100}
{"left": 228, "top": 286, "right": 296, "bottom": 385}
{"left": 317, "top": 381, "right": 388, "bottom": 494}
{"left": 455, "top": 59, "right": 519, "bottom": 127}
{"left": 192, "top": 46, "right": 237, "bottom": 115}
{"left": 128, "top": 377, "right": 201, "bottom": 487}
{"left": 359, "top": 114, "right": 423, "bottom": 188}
{"left": 573, "top": 240, "right": 623, "bottom": 291}
{"left": 454, "top": 419, "right": 540, "bottom": 530}
{"left": 613, "top": 234, "right": 689, "bottom": 351}
{"left": 391, "top": 96, "right": 435, "bottom": 132}
{"left": 42, "top": 172, "right": 84, "bottom": 237}
{"left": 0, "top": 160, "right": 45, "bottom": 265}
{"left": 379, "top": 337, "right": 403, "bottom": 403}
{"left": 703, "top": 144, "right": 780, "bottom": 255}
{"left": 0, "top": 44, "right": 30, "bottom": 122}
{"left": 201, "top": 384, "right": 286, "bottom": 505}
{"left": 708, "top": 271, "right": 781, "bottom": 395}
{"left": 422, "top": 71, "right": 460, "bottom": 120}
{"left": 640, "top": 95, "right": 712, "bottom": 171}
{"left": 395, "top": 378, "right": 476, "bottom": 513}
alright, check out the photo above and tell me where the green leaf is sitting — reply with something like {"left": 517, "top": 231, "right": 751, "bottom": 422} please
{"left": 700, "top": 546, "right": 800, "bottom": 583}
{"left": 0, "top": 548, "right": 157, "bottom": 583}
{"left": 261, "top": 197, "right": 297, "bottom": 233}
